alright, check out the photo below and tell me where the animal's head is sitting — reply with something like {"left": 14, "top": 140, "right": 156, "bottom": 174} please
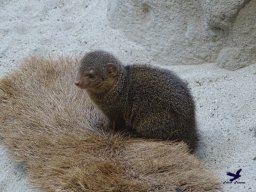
{"left": 75, "top": 50, "right": 122, "bottom": 94}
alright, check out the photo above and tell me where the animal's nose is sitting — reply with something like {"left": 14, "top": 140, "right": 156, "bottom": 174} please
{"left": 74, "top": 81, "right": 80, "bottom": 86}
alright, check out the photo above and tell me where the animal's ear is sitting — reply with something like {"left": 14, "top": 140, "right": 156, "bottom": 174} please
{"left": 89, "top": 69, "right": 95, "bottom": 75}
{"left": 106, "top": 63, "right": 118, "bottom": 77}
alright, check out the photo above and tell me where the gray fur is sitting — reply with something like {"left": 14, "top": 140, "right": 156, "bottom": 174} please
{"left": 76, "top": 50, "right": 199, "bottom": 152}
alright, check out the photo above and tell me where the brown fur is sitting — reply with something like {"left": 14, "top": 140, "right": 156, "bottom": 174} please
{"left": 0, "top": 56, "right": 221, "bottom": 192}
{"left": 76, "top": 50, "right": 198, "bottom": 152}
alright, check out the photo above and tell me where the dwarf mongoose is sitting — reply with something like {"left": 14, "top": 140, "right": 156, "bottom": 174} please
{"left": 75, "top": 50, "right": 198, "bottom": 152}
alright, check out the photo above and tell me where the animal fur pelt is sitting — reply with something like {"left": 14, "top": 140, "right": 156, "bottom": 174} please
{"left": 0, "top": 56, "right": 221, "bottom": 192}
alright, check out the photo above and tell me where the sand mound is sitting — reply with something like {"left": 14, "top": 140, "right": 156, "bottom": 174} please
{"left": 0, "top": 56, "right": 220, "bottom": 191}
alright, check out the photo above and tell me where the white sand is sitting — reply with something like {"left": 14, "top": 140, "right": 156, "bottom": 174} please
{"left": 0, "top": 0, "right": 255, "bottom": 191}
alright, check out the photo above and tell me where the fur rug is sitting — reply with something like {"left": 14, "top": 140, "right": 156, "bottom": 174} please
{"left": 0, "top": 56, "right": 221, "bottom": 192}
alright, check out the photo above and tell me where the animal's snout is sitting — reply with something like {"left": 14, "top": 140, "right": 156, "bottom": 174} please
{"left": 74, "top": 81, "right": 80, "bottom": 86}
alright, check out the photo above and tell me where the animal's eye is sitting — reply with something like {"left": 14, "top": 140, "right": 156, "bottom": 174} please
{"left": 88, "top": 74, "right": 96, "bottom": 79}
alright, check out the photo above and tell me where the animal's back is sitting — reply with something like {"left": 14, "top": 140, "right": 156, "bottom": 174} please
{"left": 126, "top": 65, "right": 195, "bottom": 118}
{"left": 125, "top": 64, "right": 198, "bottom": 151}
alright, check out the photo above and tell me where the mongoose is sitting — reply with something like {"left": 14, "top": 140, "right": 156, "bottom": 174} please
{"left": 75, "top": 50, "right": 198, "bottom": 152}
